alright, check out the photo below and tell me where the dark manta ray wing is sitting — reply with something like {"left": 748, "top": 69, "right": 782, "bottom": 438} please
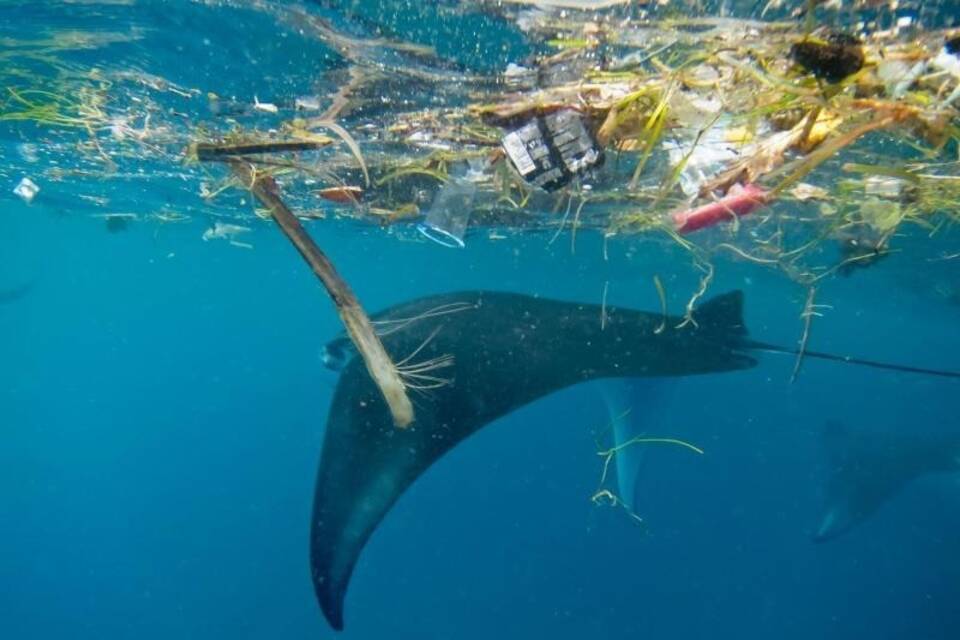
{"left": 310, "top": 290, "right": 755, "bottom": 630}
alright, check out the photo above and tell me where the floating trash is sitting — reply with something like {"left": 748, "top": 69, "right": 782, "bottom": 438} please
{"left": 315, "top": 185, "right": 363, "bottom": 204}
{"left": 253, "top": 96, "right": 279, "bottom": 114}
{"left": 672, "top": 183, "right": 768, "bottom": 234}
{"left": 3, "top": 1, "right": 960, "bottom": 364}
{"left": 501, "top": 109, "right": 603, "bottom": 192}
{"left": 13, "top": 177, "right": 40, "bottom": 203}
{"left": 295, "top": 96, "right": 322, "bottom": 111}
{"left": 417, "top": 179, "right": 477, "bottom": 248}
{"left": 202, "top": 222, "right": 254, "bottom": 248}
{"left": 2, "top": 3, "right": 960, "bottom": 637}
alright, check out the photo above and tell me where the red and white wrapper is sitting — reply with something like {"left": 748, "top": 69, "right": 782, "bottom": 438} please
{"left": 671, "top": 183, "right": 769, "bottom": 234}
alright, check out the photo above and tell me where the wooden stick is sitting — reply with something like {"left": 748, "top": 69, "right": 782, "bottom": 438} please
{"left": 229, "top": 160, "right": 414, "bottom": 428}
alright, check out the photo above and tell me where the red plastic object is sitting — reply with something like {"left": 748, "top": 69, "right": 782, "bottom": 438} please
{"left": 316, "top": 186, "right": 364, "bottom": 204}
{"left": 672, "top": 183, "right": 768, "bottom": 234}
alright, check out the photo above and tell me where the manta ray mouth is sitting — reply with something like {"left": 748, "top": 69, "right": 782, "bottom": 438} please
{"left": 319, "top": 340, "right": 350, "bottom": 371}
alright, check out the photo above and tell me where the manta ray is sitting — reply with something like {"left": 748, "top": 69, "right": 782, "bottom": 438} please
{"left": 813, "top": 421, "right": 960, "bottom": 542}
{"left": 311, "top": 289, "right": 958, "bottom": 630}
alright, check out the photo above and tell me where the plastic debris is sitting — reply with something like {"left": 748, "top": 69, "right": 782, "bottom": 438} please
{"left": 503, "top": 63, "right": 537, "bottom": 89}
{"left": 316, "top": 186, "right": 363, "bottom": 204}
{"left": 253, "top": 96, "right": 279, "bottom": 114}
{"left": 665, "top": 118, "right": 750, "bottom": 197}
{"left": 864, "top": 176, "right": 905, "bottom": 200}
{"left": 501, "top": 109, "right": 603, "bottom": 191}
{"left": 13, "top": 177, "right": 39, "bottom": 203}
{"left": 672, "top": 183, "right": 768, "bottom": 234}
{"left": 295, "top": 96, "right": 322, "bottom": 111}
{"left": 202, "top": 222, "right": 253, "bottom": 246}
{"left": 936, "top": 36, "right": 960, "bottom": 75}
{"left": 791, "top": 183, "right": 831, "bottom": 201}
{"left": 876, "top": 59, "right": 928, "bottom": 98}
{"left": 207, "top": 93, "right": 250, "bottom": 117}
{"left": 418, "top": 179, "right": 477, "bottom": 248}
{"left": 934, "top": 36, "right": 960, "bottom": 105}
{"left": 6, "top": 2, "right": 958, "bottom": 295}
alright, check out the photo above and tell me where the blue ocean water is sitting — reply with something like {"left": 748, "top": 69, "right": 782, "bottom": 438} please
{"left": 2, "top": 2, "right": 960, "bottom": 639}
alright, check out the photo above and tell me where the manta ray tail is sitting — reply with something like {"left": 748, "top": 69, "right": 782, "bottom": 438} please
{"left": 662, "top": 289, "right": 958, "bottom": 380}
{"left": 744, "top": 342, "right": 960, "bottom": 380}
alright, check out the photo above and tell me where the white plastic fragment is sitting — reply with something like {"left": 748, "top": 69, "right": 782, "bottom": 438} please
{"left": 13, "top": 177, "right": 40, "bottom": 203}
{"left": 417, "top": 179, "right": 477, "bottom": 248}
{"left": 864, "top": 176, "right": 904, "bottom": 200}
{"left": 202, "top": 222, "right": 253, "bottom": 248}
{"left": 663, "top": 119, "right": 751, "bottom": 197}
{"left": 929, "top": 44, "right": 960, "bottom": 106}
{"left": 504, "top": 63, "right": 536, "bottom": 88}
{"left": 504, "top": 62, "right": 531, "bottom": 77}
{"left": 253, "top": 96, "right": 279, "bottom": 113}
{"left": 932, "top": 48, "right": 960, "bottom": 78}
{"left": 295, "top": 96, "right": 321, "bottom": 111}
{"left": 405, "top": 130, "right": 451, "bottom": 151}
{"left": 791, "top": 183, "right": 830, "bottom": 201}
{"left": 877, "top": 59, "right": 926, "bottom": 98}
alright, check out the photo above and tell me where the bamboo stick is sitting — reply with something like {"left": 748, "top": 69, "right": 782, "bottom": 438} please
{"left": 229, "top": 160, "right": 414, "bottom": 428}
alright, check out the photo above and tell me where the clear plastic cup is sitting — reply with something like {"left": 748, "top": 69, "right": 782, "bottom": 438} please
{"left": 417, "top": 179, "right": 477, "bottom": 248}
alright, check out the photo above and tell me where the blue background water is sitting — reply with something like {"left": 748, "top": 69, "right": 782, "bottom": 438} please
{"left": 2, "top": 2, "right": 960, "bottom": 639}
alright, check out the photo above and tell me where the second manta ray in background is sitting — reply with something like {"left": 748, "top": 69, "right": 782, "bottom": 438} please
{"left": 311, "top": 289, "right": 960, "bottom": 630}
{"left": 813, "top": 422, "right": 960, "bottom": 542}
